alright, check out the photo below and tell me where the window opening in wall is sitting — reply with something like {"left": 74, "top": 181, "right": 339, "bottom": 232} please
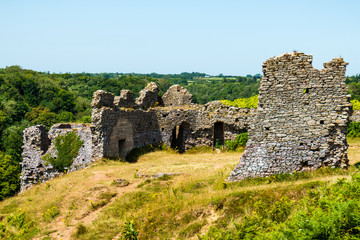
{"left": 213, "top": 122, "right": 224, "bottom": 148}
{"left": 320, "top": 120, "right": 324, "bottom": 124}
{"left": 303, "top": 88, "right": 309, "bottom": 94}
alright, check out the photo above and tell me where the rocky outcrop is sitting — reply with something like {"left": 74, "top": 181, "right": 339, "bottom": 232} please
{"left": 162, "top": 85, "right": 192, "bottom": 107}
{"left": 229, "top": 52, "right": 351, "bottom": 181}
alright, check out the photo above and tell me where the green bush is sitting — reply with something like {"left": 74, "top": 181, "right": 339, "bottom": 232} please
{"left": 0, "top": 211, "right": 38, "bottom": 239}
{"left": 225, "top": 132, "right": 248, "bottom": 151}
{"left": 0, "top": 153, "right": 20, "bottom": 200}
{"left": 352, "top": 99, "right": 360, "bottom": 111}
{"left": 43, "top": 132, "right": 83, "bottom": 172}
{"left": 221, "top": 95, "right": 258, "bottom": 108}
{"left": 215, "top": 138, "right": 223, "bottom": 149}
{"left": 122, "top": 220, "right": 138, "bottom": 240}
{"left": 235, "top": 132, "right": 248, "bottom": 147}
{"left": 348, "top": 122, "right": 360, "bottom": 138}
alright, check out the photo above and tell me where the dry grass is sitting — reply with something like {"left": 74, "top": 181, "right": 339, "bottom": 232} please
{"left": 0, "top": 139, "right": 359, "bottom": 239}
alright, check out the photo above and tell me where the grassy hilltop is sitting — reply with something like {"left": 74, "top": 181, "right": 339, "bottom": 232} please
{"left": 1, "top": 139, "right": 360, "bottom": 239}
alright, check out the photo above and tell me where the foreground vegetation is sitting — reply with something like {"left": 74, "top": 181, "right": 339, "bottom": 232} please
{"left": 0, "top": 139, "right": 360, "bottom": 239}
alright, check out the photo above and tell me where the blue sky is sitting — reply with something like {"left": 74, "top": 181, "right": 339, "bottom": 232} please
{"left": 1, "top": 0, "right": 359, "bottom": 75}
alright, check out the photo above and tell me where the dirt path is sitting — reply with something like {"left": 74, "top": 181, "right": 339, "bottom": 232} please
{"left": 47, "top": 171, "right": 140, "bottom": 240}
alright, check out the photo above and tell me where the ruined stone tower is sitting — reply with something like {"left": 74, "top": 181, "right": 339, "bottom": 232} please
{"left": 228, "top": 52, "right": 351, "bottom": 181}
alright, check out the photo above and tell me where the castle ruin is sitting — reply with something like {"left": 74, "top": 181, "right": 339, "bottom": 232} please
{"left": 21, "top": 84, "right": 252, "bottom": 191}
{"left": 20, "top": 52, "right": 352, "bottom": 190}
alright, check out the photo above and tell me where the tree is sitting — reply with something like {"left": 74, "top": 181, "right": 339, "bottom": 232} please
{"left": 25, "top": 106, "right": 59, "bottom": 129}
{"left": 0, "top": 153, "right": 20, "bottom": 200}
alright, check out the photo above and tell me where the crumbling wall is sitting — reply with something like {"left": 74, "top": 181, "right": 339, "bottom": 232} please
{"left": 21, "top": 82, "right": 253, "bottom": 190}
{"left": 20, "top": 123, "right": 92, "bottom": 191}
{"left": 155, "top": 101, "right": 252, "bottom": 151}
{"left": 229, "top": 52, "right": 351, "bottom": 181}
{"left": 114, "top": 90, "right": 136, "bottom": 108}
{"left": 91, "top": 84, "right": 252, "bottom": 159}
{"left": 162, "top": 85, "right": 192, "bottom": 107}
{"left": 135, "top": 82, "right": 160, "bottom": 109}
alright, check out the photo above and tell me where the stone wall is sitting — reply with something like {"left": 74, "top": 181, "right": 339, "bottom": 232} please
{"left": 229, "top": 52, "right": 351, "bottom": 181}
{"left": 91, "top": 89, "right": 252, "bottom": 158}
{"left": 21, "top": 83, "right": 252, "bottom": 191}
{"left": 20, "top": 123, "right": 92, "bottom": 191}
{"left": 21, "top": 53, "right": 353, "bottom": 190}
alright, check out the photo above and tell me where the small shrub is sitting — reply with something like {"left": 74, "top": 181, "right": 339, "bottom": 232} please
{"left": 75, "top": 223, "right": 87, "bottom": 237}
{"left": 122, "top": 220, "right": 138, "bottom": 240}
{"left": 221, "top": 95, "right": 258, "bottom": 108}
{"left": 215, "top": 139, "right": 223, "bottom": 149}
{"left": 235, "top": 132, "right": 248, "bottom": 147}
{"left": 224, "top": 140, "right": 238, "bottom": 151}
{"left": 348, "top": 122, "right": 360, "bottom": 138}
{"left": 42, "top": 132, "right": 83, "bottom": 172}
{"left": 225, "top": 132, "right": 248, "bottom": 151}
{"left": 352, "top": 99, "right": 360, "bottom": 111}
{"left": 268, "top": 197, "right": 293, "bottom": 222}
{"left": 0, "top": 211, "right": 38, "bottom": 239}
{"left": 42, "top": 206, "right": 60, "bottom": 222}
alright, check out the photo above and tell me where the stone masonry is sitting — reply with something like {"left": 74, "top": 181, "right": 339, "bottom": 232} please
{"left": 21, "top": 83, "right": 252, "bottom": 190}
{"left": 21, "top": 123, "right": 92, "bottom": 191}
{"left": 229, "top": 52, "right": 351, "bottom": 181}
{"left": 162, "top": 85, "right": 192, "bottom": 107}
{"left": 21, "top": 52, "right": 354, "bottom": 190}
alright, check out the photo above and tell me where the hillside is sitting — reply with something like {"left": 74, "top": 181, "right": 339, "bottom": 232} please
{"left": 1, "top": 139, "right": 360, "bottom": 239}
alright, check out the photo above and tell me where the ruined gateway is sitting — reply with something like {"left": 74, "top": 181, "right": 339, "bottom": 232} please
{"left": 20, "top": 52, "right": 352, "bottom": 191}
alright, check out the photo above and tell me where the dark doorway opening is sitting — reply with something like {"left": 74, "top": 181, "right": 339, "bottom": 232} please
{"left": 213, "top": 122, "right": 224, "bottom": 148}
{"left": 171, "top": 122, "right": 188, "bottom": 153}
{"left": 118, "top": 139, "right": 126, "bottom": 158}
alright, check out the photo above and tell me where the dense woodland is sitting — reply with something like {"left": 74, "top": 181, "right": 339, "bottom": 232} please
{"left": 0, "top": 65, "right": 360, "bottom": 200}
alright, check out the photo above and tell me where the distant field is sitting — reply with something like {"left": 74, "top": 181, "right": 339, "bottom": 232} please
{"left": 193, "top": 77, "right": 237, "bottom": 81}
{"left": 1, "top": 140, "right": 360, "bottom": 239}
